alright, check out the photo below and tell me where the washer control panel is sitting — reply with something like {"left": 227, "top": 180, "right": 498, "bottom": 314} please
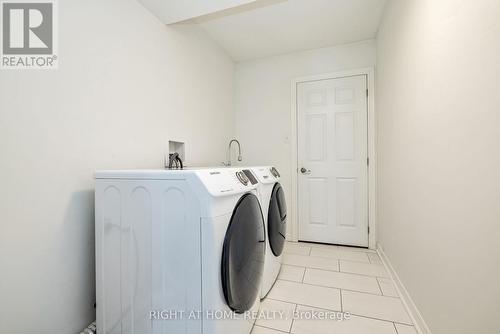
{"left": 195, "top": 168, "right": 257, "bottom": 196}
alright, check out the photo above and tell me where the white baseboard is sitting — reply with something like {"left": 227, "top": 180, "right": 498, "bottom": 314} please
{"left": 377, "top": 244, "right": 432, "bottom": 334}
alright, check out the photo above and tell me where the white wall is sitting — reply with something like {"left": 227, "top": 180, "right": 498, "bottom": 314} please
{"left": 234, "top": 40, "right": 376, "bottom": 237}
{"left": 0, "top": 0, "right": 234, "bottom": 333}
{"left": 377, "top": 1, "right": 500, "bottom": 333}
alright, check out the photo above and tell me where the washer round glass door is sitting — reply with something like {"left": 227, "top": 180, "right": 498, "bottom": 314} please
{"left": 268, "top": 183, "right": 287, "bottom": 256}
{"left": 221, "top": 193, "right": 265, "bottom": 313}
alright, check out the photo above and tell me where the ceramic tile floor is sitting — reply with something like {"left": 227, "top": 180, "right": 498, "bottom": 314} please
{"left": 251, "top": 242, "right": 417, "bottom": 334}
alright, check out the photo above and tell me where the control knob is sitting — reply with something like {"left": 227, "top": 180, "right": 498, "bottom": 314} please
{"left": 270, "top": 167, "right": 280, "bottom": 178}
{"left": 236, "top": 171, "right": 249, "bottom": 185}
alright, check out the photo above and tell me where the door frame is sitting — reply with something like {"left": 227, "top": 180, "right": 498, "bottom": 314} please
{"left": 289, "top": 67, "right": 376, "bottom": 249}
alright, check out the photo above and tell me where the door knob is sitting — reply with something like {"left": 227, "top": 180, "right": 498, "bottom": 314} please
{"left": 300, "top": 167, "right": 311, "bottom": 175}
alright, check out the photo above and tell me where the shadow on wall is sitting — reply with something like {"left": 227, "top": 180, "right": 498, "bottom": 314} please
{"left": 61, "top": 189, "right": 96, "bottom": 330}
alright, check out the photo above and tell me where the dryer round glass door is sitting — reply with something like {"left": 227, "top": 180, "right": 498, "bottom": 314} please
{"left": 221, "top": 193, "right": 265, "bottom": 313}
{"left": 268, "top": 183, "right": 287, "bottom": 256}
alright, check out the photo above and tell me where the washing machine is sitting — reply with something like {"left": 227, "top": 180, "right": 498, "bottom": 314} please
{"left": 95, "top": 168, "right": 265, "bottom": 334}
{"left": 243, "top": 166, "right": 287, "bottom": 299}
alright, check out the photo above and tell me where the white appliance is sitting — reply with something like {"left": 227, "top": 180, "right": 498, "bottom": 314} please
{"left": 95, "top": 168, "right": 265, "bottom": 334}
{"left": 243, "top": 166, "right": 287, "bottom": 299}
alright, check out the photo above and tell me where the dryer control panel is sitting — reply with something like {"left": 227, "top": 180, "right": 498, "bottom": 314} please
{"left": 242, "top": 169, "right": 259, "bottom": 185}
{"left": 270, "top": 167, "right": 280, "bottom": 178}
{"left": 250, "top": 166, "right": 279, "bottom": 184}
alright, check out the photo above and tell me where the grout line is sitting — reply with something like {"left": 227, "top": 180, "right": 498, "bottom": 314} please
{"left": 301, "top": 282, "right": 385, "bottom": 298}
{"left": 288, "top": 278, "right": 401, "bottom": 299}
{"left": 300, "top": 252, "right": 373, "bottom": 264}
{"left": 338, "top": 286, "right": 401, "bottom": 299}
{"left": 283, "top": 247, "right": 376, "bottom": 263}
{"left": 340, "top": 258, "right": 386, "bottom": 266}
{"left": 304, "top": 266, "right": 388, "bottom": 281}
{"left": 265, "top": 297, "right": 297, "bottom": 306}
{"left": 289, "top": 304, "right": 298, "bottom": 333}
{"left": 340, "top": 289, "right": 343, "bottom": 312}
{"left": 272, "top": 279, "right": 408, "bottom": 319}
{"left": 293, "top": 302, "right": 410, "bottom": 326}
{"left": 298, "top": 277, "right": 398, "bottom": 298}
{"left": 286, "top": 260, "right": 389, "bottom": 279}
{"left": 278, "top": 277, "right": 303, "bottom": 284}
{"left": 369, "top": 253, "right": 383, "bottom": 264}
{"left": 376, "top": 277, "right": 384, "bottom": 295}
{"left": 368, "top": 253, "right": 373, "bottom": 264}
{"left": 294, "top": 302, "right": 344, "bottom": 313}
{"left": 338, "top": 261, "right": 390, "bottom": 279}
{"left": 394, "top": 322, "right": 417, "bottom": 327}
{"left": 276, "top": 279, "right": 341, "bottom": 293}
{"left": 284, "top": 264, "right": 339, "bottom": 272}
{"left": 268, "top": 296, "right": 342, "bottom": 313}
{"left": 287, "top": 251, "right": 376, "bottom": 264}
{"left": 283, "top": 250, "right": 312, "bottom": 257}
{"left": 345, "top": 312, "right": 413, "bottom": 327}
{"left": 285, "top": 253, "right": 356, "bottom": 264}
{"left": 363, "top": 252, "right": 371, "bottom": 263}
{"left": 339, "top": 270, "right": 390, "bottom": 279}
{"left": 253, "top": 325, "right": 290, "bottom": 334}
{"left": 296, "top": 246, "right": 377, "bottom": 255}
{"left": 281, "top": 264, "right": 307, "bottom": 270}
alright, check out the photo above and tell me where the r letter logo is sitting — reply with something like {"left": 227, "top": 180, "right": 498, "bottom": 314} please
{"left": 1, "top": 0, "right": 57, "bottom": 69}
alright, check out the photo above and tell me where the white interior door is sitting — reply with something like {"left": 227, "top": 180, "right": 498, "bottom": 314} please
{"left": 297, "top": 75, "right": 368, "bottom": 247}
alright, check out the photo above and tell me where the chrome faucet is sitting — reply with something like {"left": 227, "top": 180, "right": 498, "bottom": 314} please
{"left": 225, "top": 139, "right": 242, "bottom": 166}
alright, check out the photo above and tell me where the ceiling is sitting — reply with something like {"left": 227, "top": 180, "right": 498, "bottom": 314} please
{"left": 193, "top": 0, "right": 387, "bottom": 61}
{"left": 138, "top": 0, "right": 260, "bottom": 24}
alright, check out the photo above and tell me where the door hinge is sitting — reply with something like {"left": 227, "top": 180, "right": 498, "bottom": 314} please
{"left": 367, "top": 157, "right": 369, "bottom": 166}
{"left": 366, "top": 89, "right": 369, "bottom": 97}
{"left": 368, "top": 226, "right": 370, "bottom": 234}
